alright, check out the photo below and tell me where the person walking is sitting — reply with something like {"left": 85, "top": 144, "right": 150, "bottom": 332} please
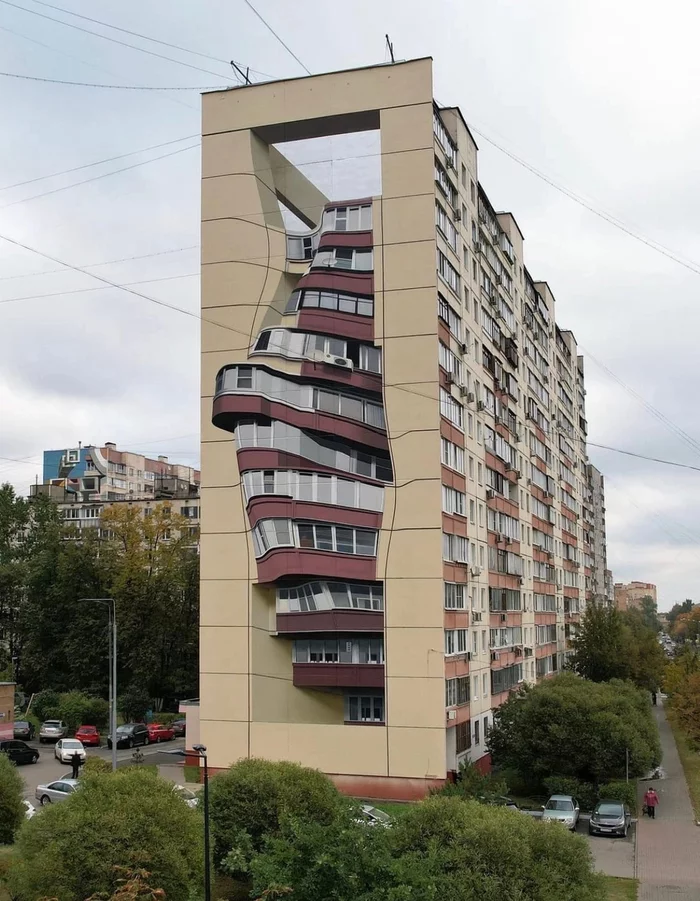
{"left": 652, "top": 690, "right": 658, "bottom": 706}
{"left": 644, "top": 785, "right": 660, "bottom": 819}
{"left": 70, "top": 750, "right": 82, "bottom": 780}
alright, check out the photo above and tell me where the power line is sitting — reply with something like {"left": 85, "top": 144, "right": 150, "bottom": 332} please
{"left": 0, "top": 0, "right": 239, "bottom": 84}
{"left": 24, "top": 0, "right": 276, "bottom": 79}
{"left": 0, "top": 271, "right": 198, "bottom": 305}
{"left": 0, "top": 134, "right": 198, "bottom": 192}
{"left": 0, "top": 70, "right": 220, "bottom": 90}
{"left": 0, "top": 245, "right": 198, "bottom": 282}
{"left": 0, "top": 142, "right": 199, "bottom": 210}
{"left": 588, "top": 442, "right": 700, "bottom": 474}
{"left": 241, "top": 0, "right": 310, "bottom": 76}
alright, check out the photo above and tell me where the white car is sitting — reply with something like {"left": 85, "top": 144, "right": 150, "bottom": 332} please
{"left": 54, "top": 738, "right": 87, "bottom": 764}
{"left": 23, "top": 799, "right": 36, "bottom": 819}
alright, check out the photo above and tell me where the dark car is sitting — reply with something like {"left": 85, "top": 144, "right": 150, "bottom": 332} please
{"left": 589, "top": 800, "right": 632, "bottom": 837}
{"left": 171, "top": 719, "right": 186, "bottom": 738}
{"left": 0, "top": 740, "right": 39, "bottom": 765}
{"left": 13, "top": 721, "right": 35, "bottom": 741}
{"left": 107, "top": 723, "right": 150, "bottom": 749}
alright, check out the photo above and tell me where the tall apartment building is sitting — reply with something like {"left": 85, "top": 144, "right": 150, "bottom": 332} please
{"left": 615, "top": 581, "right": 657, "bottom": 612}
{"left": 32, "top": 443, "right": 200, "bottom": 535}
{"left": 200, "top": 58, "right": 594, "bottom": 798}
{"left": 584, "top": 463, "right": 609, "bottom": 603}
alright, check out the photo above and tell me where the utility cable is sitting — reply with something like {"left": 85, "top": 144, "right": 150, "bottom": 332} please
{"left": 241, "top": 0, "right": 310, "bottom": 75}
{"left": 0, "top": 70, "right": 221, "bottom": 89}
{"left": 0, "top": 271, "right": 198, "bottom": 304}
{"left": 588, "top": 442, "right": 700, "bottom": 474}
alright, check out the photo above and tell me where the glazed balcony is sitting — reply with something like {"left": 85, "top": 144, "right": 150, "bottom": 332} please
{"left": 291, "top": 636, "right": 384, "bottom": 688}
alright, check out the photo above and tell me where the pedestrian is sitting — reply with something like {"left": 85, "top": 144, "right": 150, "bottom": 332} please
{"left": 644, "top": 785, "right": 659, "bottom": 819}
{"left": 70, "top": 750, "right": 82, "bottom": 779}
{"left": 652, "top": 690, "right": 658, "bottom": 706}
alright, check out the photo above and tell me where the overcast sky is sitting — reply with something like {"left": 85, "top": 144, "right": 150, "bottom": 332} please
{"left": 0, "top": 0, "right": 698, "bottom": 609}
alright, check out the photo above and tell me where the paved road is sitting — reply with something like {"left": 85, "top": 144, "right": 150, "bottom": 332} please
{"left": 16, "top": 737, "right": 186, "bottom": 804}
{"left": 636, "top": 702, "right": 700, "bottom": 900}
{"left": 526, "top": 809, "right": 636, "bottom": 877}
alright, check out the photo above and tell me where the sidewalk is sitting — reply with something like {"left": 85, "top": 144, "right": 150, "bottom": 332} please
{"left": 636, "top": 701, "right": 700, "bottom": 900}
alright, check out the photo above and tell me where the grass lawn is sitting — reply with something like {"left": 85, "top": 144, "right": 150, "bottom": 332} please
{"left": 603, "top": 875, "right": 638, "bottom": 900}
{"left": 372, "top": 801, "right": 414, "bottom": 818}
{"left": 184, "top": 764, "right": 200, "bottom": 783}
{"left": 667, "top": 712, "right": 700, "bottom": 820}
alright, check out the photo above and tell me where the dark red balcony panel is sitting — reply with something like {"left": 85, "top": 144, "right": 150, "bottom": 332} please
{"left": 296, "top": 270, "right": 373, "bottom": 296}
{"left": 318, "top": 231, "right": 373, "bottom": 250}
{"left": 293, "top": 663, "right": 385, "bottom": 688}
{"left": 256, "top": 548, "right": 376, "bottom": 585}
{"left": 236, "top": 448, "right": 388, "bottom": 487}
{"left": 276, "top": 610, "right": 383, "bottom": 635}
{"left": 246, "top": 496, "right": 382, "bottom": 530}
{"left": 299, "top": 359, "right": 381, "bottom": 394}
{"left": 212, "top": 395, "right": 388, "bottom": 451}
{"left": 296, "top": 308, "right": 373, "bottom": 342}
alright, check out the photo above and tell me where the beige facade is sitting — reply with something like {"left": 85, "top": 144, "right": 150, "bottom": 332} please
{"left": 615, "top": 581, "right": 657, "bottom": 612}
{"left": 0, "top": 682, "right": 14, "bottom": 741}
{"left": 200, "top": 59, "right": 596, "bottom": 797}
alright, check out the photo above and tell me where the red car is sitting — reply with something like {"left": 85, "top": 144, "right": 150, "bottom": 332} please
{"left": 147, "top": 723, "right": 174, "bottom": 743}
{"left": 75, "top": 725, "right": 100, "bottom": 747}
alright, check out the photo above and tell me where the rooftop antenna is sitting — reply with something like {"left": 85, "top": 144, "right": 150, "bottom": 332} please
{"left": 385, "top": 34, "right": 395, "bottom": 63}
{"left": 230, "top": 60, "right": 252, "bottom": 85}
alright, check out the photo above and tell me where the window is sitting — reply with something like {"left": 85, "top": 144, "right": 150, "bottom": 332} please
{"left": 456, "top": 720, "right": 471, "bottom": 753}
{"left": 488, "top": 547, "right": 523, "bottom": 576}
{"left": 437, "top": 249, "right": 460, "bottom": 294}
{"left": 440, "top": 388, "right": 463, "bottom": 429}
{"left": 444, "top": 582, "right": 465, "bottom": 609}
{"left": 474, "top": 719, "right": 480, "bottom": 746}
{"left": 446, "top": 676, "right": 470, "bottom": 707}
{"left": 285, "top": 288, "right": 374, "bottom": 317}
{"left": 252, "top": 520, "right": 377, "bottom": 559}
{"left": 323, "top": 204, "right": 372, "bottom": 232}
{"left": 486, "top": 509, "right": 519, "bottom": 539}
{"left": 433, "top": 111, "right": 458, "bottom": 166}
{"left": 295, "top": 639, "right": 384, "bottom": 665}
{"left": 445, "top": 628, "right": 468, "bottom": 656}
{"left": 436, "top": 201, "right": 458, "bottom": 251}
{"left": 490, "top": 626, "right": 523, "bottom": 649}
{"left": 491, "top": 663, "right": 523, "bottom": 694}
{"left": 434, "top": 157, "right": 458, "bottom": 206}
{"left": 534, "top": 593, "right": 556, "bottom": 612}
{"left": 489, "top": 588, "right": 522, "bottom": 611}
{"left": 312, "top": 247, "right": 373, "bottom": 271}
{"left": 483, "top": 673, "right": 488, "bottom": 696}
{"left": 439, "top": 341, "right": 463, "bottom": 384}
{"left": 243, "top": 470, "right": 383, "bottom": 512}
{"left": 442, "top": 485, "right": 466, "bottom": 516}
{"left": 235, "top": 421, "right": 392, "bottom": 482}
{"left": 437, "top": 294, "right": 462, "bottom": 338}
{"left": 442, "top": 533, "right": 469, "bottom": 564}
{"left": 180, "top": 506, "right": 200, "bottom": 519}
{"left": 277, "top": 582, "right": 383, "bottom": 613}
{"left": 441, "top": 438, "right": 465, "bottom": 473}
{"left": 346, "top": 693, "right": 384, "bottom": 723}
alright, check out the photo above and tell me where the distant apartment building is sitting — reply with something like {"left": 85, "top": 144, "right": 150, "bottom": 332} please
{"left": 605, "top": 569, "right": 615, "bottom": 603}
{"left": 615, "top": 581, "right": 657, "bottom": 612}
{"left": 199, "top": 58, "right": 600, "bottom": 798}
{"left": 584, "top": 464, "right": 609, "bottom": 603}
{"left": 31, "top": 442, "right": 200, "bottom": 536}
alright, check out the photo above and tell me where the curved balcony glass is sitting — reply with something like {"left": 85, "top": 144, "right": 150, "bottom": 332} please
{"left": 277, "top": 581, "right": 383, "bottom": 613}
{"left": 251, "top": 518, "right": 377, "bottom": 560}
{"left": 252, "top": 329, "right": 381, "bottom": 374}
{"left": 286, "top": 204, "right": 373, "bottom": 260}
{"left": 243, "top": 470, "right": 383, "bottom": 512}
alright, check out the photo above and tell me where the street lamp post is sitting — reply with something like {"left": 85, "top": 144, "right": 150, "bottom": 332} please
{"left": 79, "top": 598, "right": 117, "bottom": 772}
{"left": 170, "top": 744, "right": 211, "bottom": 901}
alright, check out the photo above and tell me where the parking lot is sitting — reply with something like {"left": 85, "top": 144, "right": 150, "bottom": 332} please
{"left": 15, "top": 737, "right": 186, "bottom": 802}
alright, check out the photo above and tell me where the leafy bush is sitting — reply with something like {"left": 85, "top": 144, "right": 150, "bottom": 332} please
{"left": 543, "top": 776, "right": 597, "bottom": 812}
{"left": 7, "top": 767, "right": 202, "bottom": 901}
{"left": 0, "top": 752, "right": 25, "bottom": 843}
{"left": 435, "top": 760, "right": 508, "bottom": 802}
{"left": 488, "top": 672, "right": 660, "bottom": 786}
{"left": 209, "top": 758, "right": 344, "bottom": 875}
{"left": 119, "top": 686, "right": 151, "bottom": 723}
{"left": 83, "top": 756, "right": 112, "bottom": 776}
{"left": 57, "top": 690, "right": 109, "bottom": 732}
{"left": 31, "top": 688, "right": 60, "bottom": 723}
{"left": 598, "top": 781, "right": 637, "bottom": 815}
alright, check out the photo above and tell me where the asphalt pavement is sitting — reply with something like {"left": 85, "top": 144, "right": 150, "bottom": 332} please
{"left": 15, "top": 736, "right": 186, "bottom": 803}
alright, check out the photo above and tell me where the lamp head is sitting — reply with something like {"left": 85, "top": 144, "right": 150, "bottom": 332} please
{"left": 193, "top": 744, "right": 207, "bottom": 754}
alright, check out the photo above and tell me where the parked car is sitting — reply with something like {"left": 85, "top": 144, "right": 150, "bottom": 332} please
{"left": 0, "top": 739, "right": 39, "bottom": 765}
{"left": 541, "top": 794, "right": 580, "bottom": 831}
{"left": 75, "top": 724, "right": 101, "bottom": 747}
{"left": 23, "top": 799, "right": 36, "bottom": 819}
{"left": 39, "top": 720, "right": 67, "bottom": 743}
{"left": 107, "top": 723, "right": 150, "bottom": 749}
{"left": 482, "top": 795, "right": 522, "bottom": 811}
{"left": 171, "top": 719, "right": 186, "bottom": 738}
{"left": 54, "top": 738, "right": 86, "bottom": 764}
{"left": 358, "top": 805, "right": 392, "bottom": 827}
{"left": 147, "top": 723, "right": 174, "bottom": 743}
{"left": 173, "top": 785, "right": 199, "bottom": 809}
{"left": 589, "top": 800, "right": 632, "bottom": 837}
{"left": 13, "top": 720, "right": 35, "bottom": 741}
{"left": 35, "top": 778, "right": 79, "bottom": 805}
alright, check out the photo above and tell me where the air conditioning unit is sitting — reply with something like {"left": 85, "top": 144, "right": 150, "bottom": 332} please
{"left": 474, "top": 241, "right": 482, "bottom": 254}
{"left": 312, "top": 350, "right": 354, "bottom": 369}
{"left": 494, "top": 414, "right": 501, "bottom": 425}
{"left": 466, "top": 651, "right": 472, "bottom": 661}
{"left": 515, "top": 433, "right": 522, "bottom": 443}
{"left": 489, "top": 294, "right": 498, "bottom": 307}
{"left": 523, "top": 346, "right": 530, "bottom": 356}
{"left": 515, "top": 470, "right": 522, "bottom": 480}
{"left": 460, "top": 342, "right": 469, "bottom": 355}
{"left": 477, "top": 401, "right": 485, "bottom": 411}
{"left": 500, "top": 613, "right": 507, "bottom": 622}
{"left": 491, "top": 651, "right": 500, "bottom": 661}
{"left": 486, "top": 489, "right": 495, "bottom": 500}
{"left": 514, "top": 646, "right": 523, "bottom": 656}
{"left": 447, "top": 709, "right": 457, "bottom": 720}
{"left": 461, "top": 389, "right": 475, "bottom": 402}
{"left": 496, "top": 275, "right": 503, "bottom": 285}
{"left": 517, "top": 576, "right": 524, "bottom": 584}
{"left": 526, "top": 478, "right": 532, "bottom": 486}
{"left": 546, "top": 551, "right": 553, "bottom": 560}
{"left": 446, "top": 372, "right": 454, "bottom": 385}
{"left": 470, "top": 566, "right": 482, "bottom": 577}
{"left": 505, "top": 537, "right": 513, "bottom": 545}
{"left": 453, "top": 207, "right": 462, "bottom": 221}
{"left": 472, "top": 611, "right": 482, "bottom": 623}
{"left": 445, "top": 157, "right": 454, "bottom": 170}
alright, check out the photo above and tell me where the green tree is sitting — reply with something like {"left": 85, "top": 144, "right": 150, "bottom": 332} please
{"left": 32, "top": 689, "right": 61, "bottom": 723}
{"left": 0, "top": 751, "right": 25, "bottom": 843}
{"left": 621, "top": 608, "right": 666, "bottom": 691}
{"left": 487, "top": 672, "right": 660, "bottom": 786}
{"left": 8, "top": 767, "right": 202, "bottom": 901}
{"left": 119, "top": 685, "right": 151, "bottom": 723}
{"left": 569, "top": 603, "right": 629, "bottom": 682}
{"left": 639, "top": 595, "right": 660, "bottom": 632}
{"left": 668, "top": 599, "right": 694, "bottom": 629}
{"left": 209, "top": 758, "right": 344, "bottom": 875}
{"left": 57, "top": 691, "right": 110, "bottom": 732}
{"left": 664, "top": 647, "right": 700, "bottom": 698}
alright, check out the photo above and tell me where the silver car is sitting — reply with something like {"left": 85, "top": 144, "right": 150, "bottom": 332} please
{"left": 35, "top": 778, "right": 79, "bottom": 805}
{"left": 39, "top": 720, "right": 67, "bottom": 743}
{"left": 541, "top": 794, "right": 580, "bottom": 830}
{"left": 54, "top": 738, "right": 86, "bottom": 764}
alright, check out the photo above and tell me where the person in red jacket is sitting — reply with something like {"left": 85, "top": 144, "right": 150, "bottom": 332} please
{"left": 644, "top": 785, "right": 660, "bottom": 819}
